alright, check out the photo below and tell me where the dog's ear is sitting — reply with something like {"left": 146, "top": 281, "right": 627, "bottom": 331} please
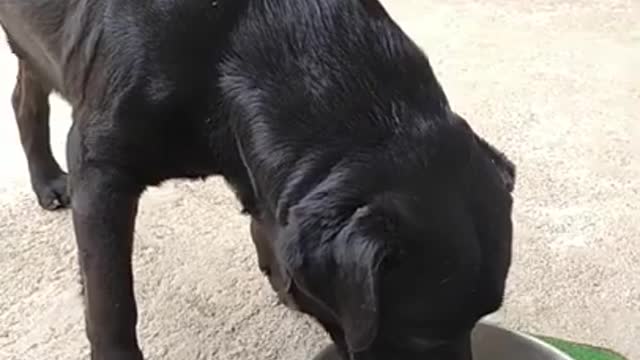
{"left": 278, "top": 201, "right": 387, "bottom": 352}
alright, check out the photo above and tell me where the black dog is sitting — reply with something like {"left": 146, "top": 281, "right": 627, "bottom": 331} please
{"left": 1, "top": 0, "right": 515, "bottom": 359}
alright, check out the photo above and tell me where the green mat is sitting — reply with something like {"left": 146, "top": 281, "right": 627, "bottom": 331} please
{"left": 536, "top": 335, "right": 628, "bottom": 360}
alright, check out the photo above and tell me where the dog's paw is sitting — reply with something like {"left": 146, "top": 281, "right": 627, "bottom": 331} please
{"left": 33, "top": 173, "right": 70, "bottom": 210}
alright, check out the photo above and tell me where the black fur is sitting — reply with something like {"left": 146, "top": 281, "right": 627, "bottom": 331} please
{"left": 1, "top": 1, "right": 515, "bottom": 359}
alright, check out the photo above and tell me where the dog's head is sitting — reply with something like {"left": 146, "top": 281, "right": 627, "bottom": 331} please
{"left": 271, "top": 117, "right": 515, "bottom": 359}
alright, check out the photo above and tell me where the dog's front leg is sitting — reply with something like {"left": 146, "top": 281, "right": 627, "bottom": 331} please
{"left": 67, "top": 125, "right": 144, "bottom": 360}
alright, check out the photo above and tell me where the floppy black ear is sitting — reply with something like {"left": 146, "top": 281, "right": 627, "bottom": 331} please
{"left": 332, "top": 217, "right": 385, "bottom": 352}
{"left": 278, "top": 203, "right": 386, "bottom": 353}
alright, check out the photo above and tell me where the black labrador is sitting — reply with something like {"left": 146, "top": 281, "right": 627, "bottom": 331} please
{"left": 0, "top": 0, "right": 516, "bottom": 359}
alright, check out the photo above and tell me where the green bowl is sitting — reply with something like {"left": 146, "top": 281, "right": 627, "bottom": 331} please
{"left": 314, "top": 321, "right": 625, "bottom": 360}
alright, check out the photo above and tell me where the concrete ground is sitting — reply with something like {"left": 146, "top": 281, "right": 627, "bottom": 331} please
{"left": 1, "top": 0, "right": 638, "bottom": 359}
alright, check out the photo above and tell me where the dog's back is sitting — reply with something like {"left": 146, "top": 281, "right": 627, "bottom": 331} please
{"left": 219, "top": 0, "right": 456, "bottom": 207}
{"left": 0, "top": 0, "right": 230, "bottom": 109}
{"left": 0, "top": 0, "right": 246, "bottom": 184}
{"left": 0, "top": 1, "right": 102, "bottom": 98}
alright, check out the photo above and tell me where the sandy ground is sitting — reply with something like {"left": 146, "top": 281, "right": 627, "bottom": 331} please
{"left": 1, "top": 1, "right": 638, "bottom": 359}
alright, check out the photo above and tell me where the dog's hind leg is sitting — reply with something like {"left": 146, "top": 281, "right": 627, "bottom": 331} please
{"left": 11, "top": 59, "right": 70, "bottom": 210}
